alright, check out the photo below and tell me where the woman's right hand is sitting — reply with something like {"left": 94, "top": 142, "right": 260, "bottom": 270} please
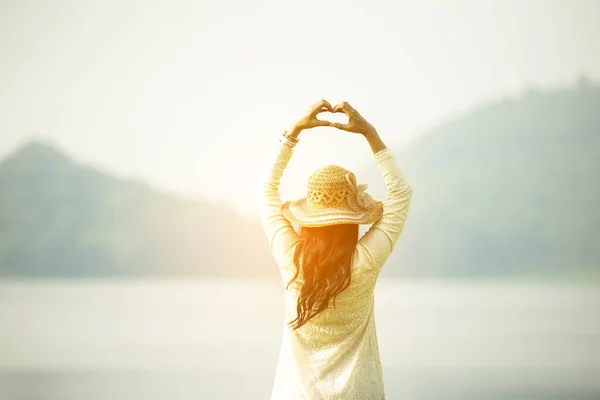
{"left": 331, "top": 101, "right": 377, "bottom": 136}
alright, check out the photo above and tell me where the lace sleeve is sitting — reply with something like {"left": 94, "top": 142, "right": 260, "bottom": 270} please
{"left": 357, "top": 148, "right": 413, "bottom": 269}
{"left": 258, "top": 140, "right": 300, "bottom": 267}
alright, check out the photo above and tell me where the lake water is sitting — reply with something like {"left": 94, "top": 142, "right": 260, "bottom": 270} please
{"left": 0, "top": 278, "right": 599, "bottom": 399}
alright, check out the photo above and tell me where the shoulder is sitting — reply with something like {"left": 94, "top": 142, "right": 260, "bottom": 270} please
{"left": 352, "top": 242, "right": 383, "bottom": 273}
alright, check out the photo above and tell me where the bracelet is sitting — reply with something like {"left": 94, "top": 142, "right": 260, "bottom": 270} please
{"left": 280, "top": 131, "right": 298, "bottom": 148}
{"left": 283, "top": 130, "right": 299, "bottom": 143}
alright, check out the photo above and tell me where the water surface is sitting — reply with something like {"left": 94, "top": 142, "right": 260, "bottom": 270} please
{"left": 0, "top": 278, "right": 598, "bottom": 399}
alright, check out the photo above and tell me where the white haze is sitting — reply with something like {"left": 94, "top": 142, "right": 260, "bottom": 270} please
{"left": 1, "top": 0, "right": 599, "bottom": 219}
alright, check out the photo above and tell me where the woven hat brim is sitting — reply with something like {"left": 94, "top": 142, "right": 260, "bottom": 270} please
{"left": 282, "top": 198, "right": 383, "bottom": 228}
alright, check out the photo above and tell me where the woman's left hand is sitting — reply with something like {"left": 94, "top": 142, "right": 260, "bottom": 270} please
{"left": 287, "top": 99, "right": 334, "bottom": 138}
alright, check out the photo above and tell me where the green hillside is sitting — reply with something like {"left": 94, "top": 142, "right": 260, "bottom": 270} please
{"left": 0, "top": 141, "right": 277, "bottom": 278}
{"left": 360, "top": 80, "right": 600, "bottom": 278}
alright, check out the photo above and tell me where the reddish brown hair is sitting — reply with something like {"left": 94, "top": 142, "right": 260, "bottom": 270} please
{"left": 286, "top": 223, "right": 359, "bottom": 330}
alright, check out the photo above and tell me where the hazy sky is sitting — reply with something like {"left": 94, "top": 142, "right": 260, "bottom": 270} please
{"left": 1, "top": 0, "right": 599, "bottom": 219}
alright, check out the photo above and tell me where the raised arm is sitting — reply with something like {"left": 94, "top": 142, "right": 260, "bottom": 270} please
{"left": 330, "top": 102, "right": 413, "bottom": 268}
{"left": 357, "top": 131, "right": 413, "bottom": 268}
{"left": 258, "top": 140, "right": 300, "bottom": 266}
{"left": 258, "top": 99, "right": 334, "bottom": 266}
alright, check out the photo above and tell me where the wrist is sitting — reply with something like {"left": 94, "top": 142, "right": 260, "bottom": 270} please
{"left": 363, "top": 127, "right": 378, "bottom": 138}
{"left": 287, "top": 126, "right": 303, "bottom": 139}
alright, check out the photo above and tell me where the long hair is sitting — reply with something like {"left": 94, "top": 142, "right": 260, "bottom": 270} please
{"left": 286, "top": 223, "right": 359, "bottom": 330}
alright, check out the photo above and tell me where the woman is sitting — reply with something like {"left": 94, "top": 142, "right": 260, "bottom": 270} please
{"left": 259, "top": 99, "right": 413, "bottom": 399}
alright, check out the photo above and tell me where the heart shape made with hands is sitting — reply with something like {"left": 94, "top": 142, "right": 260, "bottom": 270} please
{"left": 315, "top": 109, "right": 349, "bottom": 125}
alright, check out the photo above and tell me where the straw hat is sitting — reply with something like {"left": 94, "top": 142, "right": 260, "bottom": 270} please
{"left": 282, "top": 164, "right": 383, "bottom": 228}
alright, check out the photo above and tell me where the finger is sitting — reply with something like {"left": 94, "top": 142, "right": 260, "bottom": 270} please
{"left": 335, "top": 102, "right": 357, "bottom": 119}
{"left": 313, "top": 99, "right": 333, "bottom": 114}
{"left": 331, "top": 122, "right": 351, "bottom": 131}
{"left": 333, "top": 103, "right": 349, "bottom": 115}
{"left": 316, "top": 105, "right": 331, "bottom": 114}
{"left": 343, "top": 101, "right": 360, "bottom": 116}
{"left": 314, "top": 119, "right": 332, "bottom": 127}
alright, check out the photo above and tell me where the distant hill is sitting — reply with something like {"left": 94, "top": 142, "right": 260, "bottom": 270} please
{"left": 1, "top": 80, "right": 598, "bottom": 279}
{"left": 0, "top": 141, "right": 278, "bottom": 278}
{"left": 359, "top": 80, "right": 600, "bottom": 278}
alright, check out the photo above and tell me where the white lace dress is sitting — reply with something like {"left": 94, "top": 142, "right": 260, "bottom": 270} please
{"left": 258, "top": 139, "right": 413, "bottom": 400}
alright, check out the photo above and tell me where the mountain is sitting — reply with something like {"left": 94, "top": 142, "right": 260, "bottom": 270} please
{"left": 0, "top": 141, "right": 278, "bottom": 278}
{"left": 2, "top": 80, "right": 598, "bottom": 279}
{"left": 359, "top": 79, "right": 600, "bottom": 278}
